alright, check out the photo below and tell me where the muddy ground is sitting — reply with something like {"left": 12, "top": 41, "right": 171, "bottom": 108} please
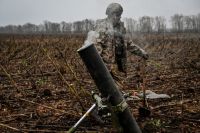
{"left": 0, "top": 33, "right": 200, "bottom": 132}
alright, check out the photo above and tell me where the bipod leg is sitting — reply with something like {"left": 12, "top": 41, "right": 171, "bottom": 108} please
{"left": 68, "top": 104, "right": 97, "bottom": 133}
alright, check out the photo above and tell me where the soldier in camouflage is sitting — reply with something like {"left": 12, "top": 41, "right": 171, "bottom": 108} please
{"left": 94, "top": 3, "right": 148, "bottom": 78}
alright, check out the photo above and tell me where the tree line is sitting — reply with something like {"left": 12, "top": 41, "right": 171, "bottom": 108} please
{"left": 0, "top": 14, "right": 200, "bottom": 34}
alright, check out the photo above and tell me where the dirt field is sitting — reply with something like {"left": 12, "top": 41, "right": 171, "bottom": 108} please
{"left": 0, "top": 33, "right": 200, "bottom": 132}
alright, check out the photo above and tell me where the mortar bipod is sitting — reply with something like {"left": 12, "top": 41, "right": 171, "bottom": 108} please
{"left": 67, "top": 92, "right": 110, "bottom": 133}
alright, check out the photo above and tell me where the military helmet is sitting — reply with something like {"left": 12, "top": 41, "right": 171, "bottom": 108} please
{"left": 106, "top": 3, "right": 123, "bottom": 16}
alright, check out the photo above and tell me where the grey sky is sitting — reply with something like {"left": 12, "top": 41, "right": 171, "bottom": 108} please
{"left": 0, "top": 0, "right": 200, "bottom": 26}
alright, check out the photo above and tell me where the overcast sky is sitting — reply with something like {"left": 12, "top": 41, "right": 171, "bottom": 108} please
{"left": 0, "top": 0, "right": 200, "bottom": 26}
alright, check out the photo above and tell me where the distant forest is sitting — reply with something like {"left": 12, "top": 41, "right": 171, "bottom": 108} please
{"left": 0, "top": 13, "right": 200, "bottom": 34}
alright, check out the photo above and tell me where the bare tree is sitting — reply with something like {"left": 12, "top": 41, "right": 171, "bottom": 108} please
{"left": 154, "top": 16, "right": 166, "bottom": 33}
{"left": 139, "top": 16, "right": 154, "bottom": 33}
{"left": 123, "top": 17, "right": 137, "bottom": 35}
{"left": 171, "top": 14, "right": 184, "bottom": 33}
{"left": 196, "top": 13, "right": 200, "bottom": 33}
{"left": 44, "top": 20, "right": 51, "bottom": 33}
{"left": 72, "top": 21, "right": 84, "bottom": 33}
{"left": 60, "top": 21, "right": 72, "bottom": 33}
{"left": 183, "top": 16, "right": 194, "bottom": 32}
{"left": 43, "top": 21, "right": 60, "bottom": 33}
{"left": 51, "top": 22, "right": 61, "bottom": 33}
{"left": 83, "top": 19, "right": 95, "bottom": 32}
{"left": 22, "top": 23, "right": 37, "bottom": 33}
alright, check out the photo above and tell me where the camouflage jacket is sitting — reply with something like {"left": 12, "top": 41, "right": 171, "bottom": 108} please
{"left": 95, "top": 18, "right": 148, "bottom": 73}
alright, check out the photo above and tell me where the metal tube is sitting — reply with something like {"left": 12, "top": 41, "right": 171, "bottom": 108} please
{"left": 78, "top": 44, "right": 141, "bottom": 133}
